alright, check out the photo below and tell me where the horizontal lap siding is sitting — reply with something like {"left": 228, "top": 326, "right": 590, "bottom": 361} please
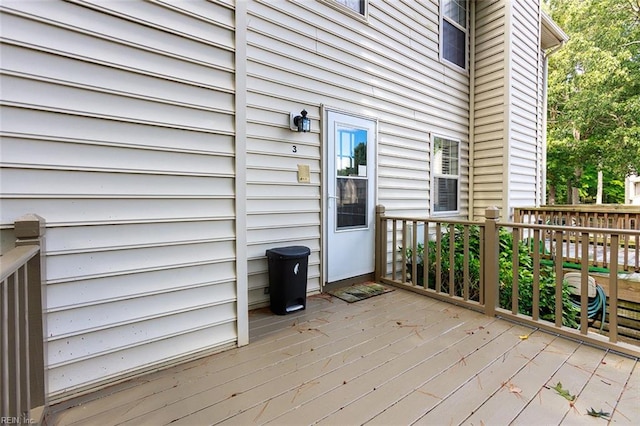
{"left": 510, "top": 0, "right": 541, "bottom": 208}
{"left": 473, "top": 0, "right": 506, "bottom": 219}
{"left": 0, "top": 0, "right": 237, "bottom": 399}
{"left": 245, "top": 0, "right": 470, "bottom": 302}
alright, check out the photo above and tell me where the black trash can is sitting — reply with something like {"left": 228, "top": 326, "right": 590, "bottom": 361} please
{"left": 266, "top": 246, "right": 311, "bottom": 315}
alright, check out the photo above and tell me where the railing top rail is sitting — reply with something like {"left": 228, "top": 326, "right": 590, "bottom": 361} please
{"left": 498, "top": 221, "right": 640, "bottom": 236}
{"left": 0, "top": 244, "right": 39, "bottom": 282}
{"left": 379, "top": 215, "right": 481, "bottom": 227}
{"left": 515, "top": 205, "right": 640, "bottom": 213}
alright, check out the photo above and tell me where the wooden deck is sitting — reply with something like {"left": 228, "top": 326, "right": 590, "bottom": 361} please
{"left": 50, "top": 287, "right": 639, "bottom": 425}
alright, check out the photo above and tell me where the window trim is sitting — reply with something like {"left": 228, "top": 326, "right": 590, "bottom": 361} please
{"left": 439, "top": 0, "right": 469, "bottom": 72}
{"left": 430, "top": 135, "right": 461, "bottom": 216}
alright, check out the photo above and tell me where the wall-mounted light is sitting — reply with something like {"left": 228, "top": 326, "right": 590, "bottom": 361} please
{"left": 291, "top": 109, "right": 311, "bottom": 132}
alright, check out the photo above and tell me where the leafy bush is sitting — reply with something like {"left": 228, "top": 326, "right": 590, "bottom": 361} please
{"left": 405, "top": 225, "right": 481, "bottom": 300}
{"left": 405, "top": 225, "right": 579, "bottom": 327}
{"left": 496, "top": 228, "right": 579, "bottom": 328}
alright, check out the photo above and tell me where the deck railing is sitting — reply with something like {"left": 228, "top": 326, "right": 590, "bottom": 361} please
{"left": 1, "top": 214, "right": 47, "bottom": 424}
{"left": 375, "top": 206, "right": 640, "bottom": 358}
{"left": 514, "top": 206, "right": 640, "bottom": 272}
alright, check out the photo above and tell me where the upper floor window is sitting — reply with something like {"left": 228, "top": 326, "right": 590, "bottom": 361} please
{"left": 334, "top": 0, "right": 365, "bottom": 15}
{"left": 432, "top": 136, "right": 460, "bottom": 214}
{"left": 441, "top": 0, "right": 468, "bottom": 69}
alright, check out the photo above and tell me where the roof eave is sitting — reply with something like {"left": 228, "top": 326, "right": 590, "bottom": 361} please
{"left": 541, "top": 11, "right": 569, "bottom": 52}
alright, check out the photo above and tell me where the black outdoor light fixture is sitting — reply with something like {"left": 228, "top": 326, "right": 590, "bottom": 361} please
{"left": 293, "top": 109, "right": 311, "bottom": 132}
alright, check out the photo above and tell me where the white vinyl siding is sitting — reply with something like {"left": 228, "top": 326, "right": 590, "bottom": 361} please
{"left": 472, "top": 0, "right": 507, "bottom": 219}
{"left": 471, "top": 0, "right": 544, "bottom": 219}
{"left": 245, "top": 0, "right": 470, "bottom": 303}
{"left": 509, "top": 0, "right": 542, "bottom": 210}
{"left": 0, "top": 0, "right": 237, "bottom": 399}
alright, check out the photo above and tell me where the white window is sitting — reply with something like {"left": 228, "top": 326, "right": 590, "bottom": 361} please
{"left": 334, "top": 0, "right": 366, "bottom": 15}
{"left": 441, "top": 0, "right": 468, "bottom": 69}
{"left": 432, "top": 136, "right": 460, "bottom": 214}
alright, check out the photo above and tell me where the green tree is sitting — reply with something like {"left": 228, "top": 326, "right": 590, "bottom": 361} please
{"left": 546, "top": 0, "right": 640, "bottom": 204}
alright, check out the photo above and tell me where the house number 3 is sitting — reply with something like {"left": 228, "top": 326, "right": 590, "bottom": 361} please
{"left": 292, "top": 145, "right": 297, "bottom": 153}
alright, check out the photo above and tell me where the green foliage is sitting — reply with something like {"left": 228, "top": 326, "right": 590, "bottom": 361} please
{"left": 405, "top": 225, "right": 579, "bottom": 327}
{"left": 406, "top": 225, "right": 482, "bottom": 300}
{"left": 497, "top": 229, "right": 580, "bottom": 328}
{"left": 546, "top": 0, "right": 640, "bottom": 203}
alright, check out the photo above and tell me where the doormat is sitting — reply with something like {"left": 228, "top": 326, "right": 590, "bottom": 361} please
{"left": 327, "top": 283, "right": 393, "bottom": 303}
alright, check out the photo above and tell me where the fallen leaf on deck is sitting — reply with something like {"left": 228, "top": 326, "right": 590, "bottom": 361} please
{"left": 552, "top": 381, "right": 575, "bottom": 401}
{"left": 586, "top": 407, "right": 610, "bottom": 418}
{"left": 509, "top": 383, "right": 522, "bottom": 394}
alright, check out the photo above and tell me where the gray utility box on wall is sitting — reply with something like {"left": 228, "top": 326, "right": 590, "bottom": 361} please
{"left": 265, "top": 246, "right": 310, "bottom": 315}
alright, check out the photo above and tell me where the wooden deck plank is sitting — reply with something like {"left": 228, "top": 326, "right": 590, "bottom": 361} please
{"left": 52, "top": 295, "right": 354, "bottom": 425}
{"left": 60, "top": 292, "right": 417, "bottom": 425}
{"left": 219, "top": 309, "right": 493, "bottom": 425}
{"left": 562, "top": 351, "right": 637, "bottom": 425}
{"left": 260, "top": 314, "right": 503, "bottom": 425}
{"left": 48, "top": 288, "right": 638, "bottom": 426}
{"left": 512, "top": 343, "right": 607, "bottom": 425}
{"left": 609, "top": 359, "right": 640, "bottom": 423}
{"left": 365, "top": 323, "right": 532, "bottom": 425}
{"left": 118, "top": 291, "right": 443, "bottom": 425}
{"left": 313, "top": 316, "right": 504, "bottom": 425}
{"left": 463, "top": 333, "right": 581, "bottom": 425}
{"left": 415, "top": 330, "right": 559, "bottom": 425}
{"left": 171, "top": 296, "right": 478, "bottom": 425}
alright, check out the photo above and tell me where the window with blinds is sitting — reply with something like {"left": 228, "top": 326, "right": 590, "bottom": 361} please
{"left": 441, "top": 0, "right": 468, "bottom": 69}
{"left": 432, "top": 136, "right": 460, "bottom": 213}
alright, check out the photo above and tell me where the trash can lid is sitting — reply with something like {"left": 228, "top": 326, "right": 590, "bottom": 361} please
{"left": 266, "top": 245, "right": 310, "bottom": 259}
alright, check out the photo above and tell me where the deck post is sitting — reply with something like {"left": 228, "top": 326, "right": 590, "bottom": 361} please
{"left": 14, "top": 214, "right": 47, "bottom": 422}
{"left": 375, "top": 205, "right": 386, "bottom": 282}
{"left": 484, "top": 207, "right": 500, "bottom": 317}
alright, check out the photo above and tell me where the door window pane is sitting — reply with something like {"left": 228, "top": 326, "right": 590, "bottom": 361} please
{"left": 336, "top": 129, "right": 367, "bottom": 176}
{"left": 337, "top": 177, "right": 367, "bottom": 228}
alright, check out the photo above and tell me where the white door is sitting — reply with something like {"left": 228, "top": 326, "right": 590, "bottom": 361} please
{"left": 326, "top": 111, "right": 377, "bottom": 283}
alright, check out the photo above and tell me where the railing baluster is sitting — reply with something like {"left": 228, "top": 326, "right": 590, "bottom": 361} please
{"left": 401, "top": 220, "right": 407, "bottom": 284}
{"left": 580, "top": 232, "right": 590, "bottom": 335}
{"left": 623, "top": 213, "right": 630, "bottom": 271}
{"left": 411, "top": 221, "right": 418, "bottom": 287}
{"left": 532, "top": 229, "right": 540, "bottom": 321}
{"left": 512, "top": 228, "right": 519, "bottom": 315}
{"left": 449, "top": 224, "right": 455, "bottom": 297}
{"left": 391, "top": 219, "right": 397, "bottom": 281}
{"left": 479, "top": 226, "right": 485, "bottom": 306}
{"left": 435, "top": 223, "right": 442, "bottom": 294}
{"left": 609, "top": 234, "right": 619, "bottom": 343}
{"left": 423, "top": 221, "right": 429, "bottom": 290}
{"left": 463, "top": 226, "right": 469, "bottom": 301}
{"left": 1, "top": 277, "right": 9, "bottom": 416}
{"left": 555, "top": 231, "right": 564, "bottom": 328}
